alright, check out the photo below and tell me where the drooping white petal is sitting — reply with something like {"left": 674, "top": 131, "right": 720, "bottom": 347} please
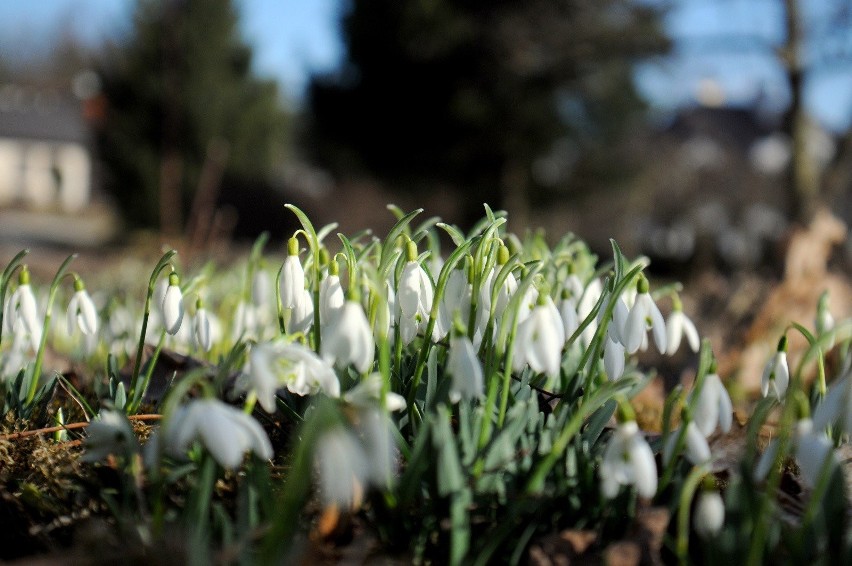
{"left": 316, "top": 427, "right": 368, "bottom": 507}
{"left": 345, "top": 373, "right": 406, "bottom": 411}
{"left": 165, "top": 399, "right": 272, "bottom": 470}
{"left": 665, "top": 311, "right": 684, "bottom": 355}
{"left": 761, "top": 351, "right": 789, "bottom": 400}
{"left": 280, "top": 255, "right": 304, "bottom": 309}
{"left": 813, "top": 371, "right": 852, "bottom": 436}
{"left": 683, "top": 421, "right": 711, "bottom": 464}
{"left": 520, "top": 306, "right": 562, "bottom": 380}
{"left": 194, "top": 308, "right": 212, "bottom": 351}
{"left": 682, "top": 314, "right": 700, "bottom": 352}
{"left": 692, "top": 373, "right": 732, "bottom": 437}
{"left": 399, "top": 261, "right": 432, "bottom": 319}
{"left": 601, "top": 421, "right": 657, "bottom": 499}
{"left": 630, "top": 434, "right": 659, "bottom": 498}
{"left": 252, "top": 268, "right": 273, "bottom": 310}
{"left": 286, "top": 288, "right": 314, "bottom": 335}
{"left": 161, "top": 284, "right": 185, "bottom": 335}
{"left": 319, "top": 274, "right": 345, "bottom": 324}
{"left": 794, "top": 419, "right": 835, "bottom": 488}
{"left": 604, "top": 333, "right": 625, "bottom": 380}
{"left": 447, "top": 335, "right": 483, "bottom": 403}
{"left": 648, "top": 299, "right": 667, "bottom": 354}
{"left": 694, "top": 491, "right": 725, "bottom": 539}
{"left": 559, "top": 299, "right": 579, "bottom": 341}
{"left": 623, "top": 295, "right": 648, "bottom": 354}
{"left": 322, "top": 301, "right": 374, "bottom": 373}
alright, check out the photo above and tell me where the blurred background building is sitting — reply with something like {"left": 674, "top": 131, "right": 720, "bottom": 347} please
{"left": 0, "top": 0, "right": 849, "bottom": 271}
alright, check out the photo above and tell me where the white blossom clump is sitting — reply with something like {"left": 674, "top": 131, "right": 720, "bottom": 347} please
{"left": 66, "top": 278, "right": 98, "bottom": 336}
{"left": 601, "top": 420, "right": 657, "bottom": 499}
{"left": 164, "top": 398, "right": 272, "bottom": 470}
{"left": 321, "top": 300, "right": 374, "bottom": 373}
{"left": 243, "top": 340, "right": 340, "bottom": 412}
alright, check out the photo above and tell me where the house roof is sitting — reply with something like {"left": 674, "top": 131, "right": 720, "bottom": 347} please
{"left": 0, "top": 84, "right": 90, "bottom": 145}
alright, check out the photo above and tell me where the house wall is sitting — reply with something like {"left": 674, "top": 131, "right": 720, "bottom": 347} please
{"left": 0, "top": 137, "right": 90, "bottom": 213}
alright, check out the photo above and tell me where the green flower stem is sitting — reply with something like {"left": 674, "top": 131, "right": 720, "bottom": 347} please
{"left": 188, "top": 452, "right": 218, "bottom": 549}
{"left": 126, "top": 328, "right": 167, "bottom": 414}
{"left": 26, "top": 253, "right": 77, "bottom": 405}
{"left": 788, "top": 321, "right": 835, "bottom": 397}
{"left": 0, "top": 248, "right": 29, "bottom": 348}
{"left": 127, "top": 250, "right": 177, "bottom": 413}
{"left": 676, "top": 465, "right": 709, "bottom": 564}
{"left": 747, "top": 385, "right": 801, "bottom": 565}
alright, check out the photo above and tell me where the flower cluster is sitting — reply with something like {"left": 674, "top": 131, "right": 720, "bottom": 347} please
{"left": 1, "top": 204, "right": 848, "bottom": 564}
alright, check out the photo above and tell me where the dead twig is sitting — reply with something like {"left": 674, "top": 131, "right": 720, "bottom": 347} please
{"left": 0, "top": 414, "right": 162, "bottom": 441}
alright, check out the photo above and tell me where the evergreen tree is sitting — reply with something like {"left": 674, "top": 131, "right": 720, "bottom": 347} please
{"left": 307, "top": 0, "right": 667, "bottom": 226}
{"left": 96, "top": 0, "right": 288, "bottom": 232}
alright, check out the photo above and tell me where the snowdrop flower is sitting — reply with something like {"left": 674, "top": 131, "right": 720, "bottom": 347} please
{"left": 165, "top": 398, "right": 273, "bottom": 470}
{"left": 397, "top": 240, "right": 434, "bottom": 337}
{"left": 321, "top": 300, "right": 374, "bottom": 373}
{"left": 694, "top": 488, "right": 725, "bottom": 539}
{"left": 446, "top": 328, "right": 483, "bottom": 403}
{"left": 359, "top": 408, "right": 398, "bottom": 487}
{"left": 664, "top": 421, "right": 711, "bottom": 466}
{"left": 161, "top": 272, "right": 184, "bottom": 335}
{"left": 193, "top": 297, "right": 212, "bottom": 352}
{"left": 691, "top": 369, "right": 733, "bottom": 437}
{"left": 755, "top": 418, "right": 836, "bottom": 488}
{"left": 600, "top": 420, "right": 657, "bottom": 499}
{"left": 558, "top": 288, "right": 580, "bottom": 341}
{"left": 315, "top": 427, "right": 369, "bottom": 507}
{"left": 813, "top": 367, "right": 852, "bottom": 437}
{"left": 432, "top": 264, "right": 471, "bottom": 342}
{"left": 244, "top": 341, "right": 339, "bottom": 411}
{"left": 66, "top": 278, "right": 98, "bottom": 336}
{"left": 286, "top": 288, "right": 314, "bottom": 335}
{"left": 623, "top": 275, "right": 666, "bottom": 354}
{"left": 251, "top": 266, "right": 274, "bottom": 311}
{"left": 604, "top": 330, "right": 626, "bottom": 380}
{"left": 83, "top": 410, "right": 138, "bottom": 462}
{"left": 665, "top": 296, "right": 699, "bottom": 355}
{"left": 345, "top": 373, "right": 406, "bottom": 412}
{"left": 279, "top": 237, "right": 305, "bottom": 309}
{"left": 512, "top": 295, "right": 564, "bottom": 382}
{"left": 760, "top": 336, "right": 789, "bottom": 400}
{"left": 604, "top": 294, "right": 630, "bottom": 346}
{"left": 319, "top": 262, "right": 345, "bottom": 325}
{"left": 232, "top": 300, "right": 259, "bottom": 342}
{"left": 578, "top": 277, "right": 603, "bottom": 347}
{"left": 5, "top": 266, "right": 41, "bottom": 350}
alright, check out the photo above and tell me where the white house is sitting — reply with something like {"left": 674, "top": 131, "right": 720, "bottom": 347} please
{"left": 0, "top": 84, "right": 92, "bottom": 214}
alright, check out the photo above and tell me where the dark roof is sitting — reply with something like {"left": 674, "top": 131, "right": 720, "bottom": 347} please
{"left": 663, "top": 106, "right": 781, "bottom": 152}
{"left": 0, "top": 84, "right": 90, "bottom": 145}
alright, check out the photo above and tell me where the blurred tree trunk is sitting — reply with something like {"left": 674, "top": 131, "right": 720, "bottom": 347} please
{"left": 783, "top": 0, "right": 820, "bottom": 225}
{"left": 160, "top": 0, "right": 183, "bottom": 236}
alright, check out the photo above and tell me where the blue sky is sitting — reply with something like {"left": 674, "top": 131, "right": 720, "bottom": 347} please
{"left": 0, "top": 0, "right": 346, "bottom": 102}
{"left": 1, "top": 0, "right": 851, "bottom": 130}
